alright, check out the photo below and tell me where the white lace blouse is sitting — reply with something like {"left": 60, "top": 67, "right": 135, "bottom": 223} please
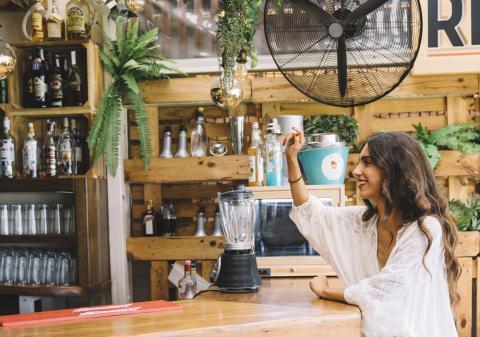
{"left": 290, "top": 195, "right": 458, "bottom": 337}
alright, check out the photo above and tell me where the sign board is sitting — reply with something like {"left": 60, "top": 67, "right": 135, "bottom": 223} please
{"left": 413, "top": 0, "right": 480, "bottom": 74}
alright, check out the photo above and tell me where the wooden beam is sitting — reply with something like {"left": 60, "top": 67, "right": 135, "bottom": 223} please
{"left": 127, "top": 237, "right": 224, "bottom": 261}
{"left": 456, "top": 232, "right": 480, "bottom": 258}
{"left": 124, "top": 156, "right": 249, "bottom": 183}
{"left": 456, "top": 258, "right": 473, "bottom": 337}
{"left": 435, "top": 151, "right": 480, "bottom": 177}
{"left": 150, "top": 261, "right": 169, "bottom": 300}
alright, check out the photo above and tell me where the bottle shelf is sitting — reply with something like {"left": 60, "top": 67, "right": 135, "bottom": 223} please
{"left": 0, "top": 280, "right": 111, "bottom": 297}
{"left": 127, "top": 236, "right": 224, "bottom": 261}
{"left": 8, "top": 106, "right": 95, "bottom": 118}
{"left": 0, "top": 235, "right": 75, "bottom": 244}
{"left": 124, "top": 155, "right": 249, "bottom": 183}
{"left": 0, "top": 176, "right": 90, "bottom": 192}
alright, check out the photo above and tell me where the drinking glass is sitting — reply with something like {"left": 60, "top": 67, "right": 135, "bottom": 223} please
{"left": 70, "top": 257, "right": 77, "bottom": 285}
{"left": 44, "top": 250, "right": 56, "bottom": 286}
{"left": 0, "top": 205, "right": 8, "bottom": 235}
{"left": 55, "top": 252, "right": 71, "bottom": 286}
{"left": 2, "top": 249, "right": 14, "bottom": 285}
{"left": 48, "top": 204, "right": 62, "bottom": 235}
{"left": 27, "top": 250, "right": 41, "bottom": 285}
{"left": 0, "top": 249, "right": 6, "bottom": 283}
{"left": 14, "top": 249, "right": 28, "bottom": 285}
{"left": 36, "top": 204, "right": 48, "bottom": 235}
{"left": 62, "top": 207, "right": 75, "bottom": 235}
{"left": 9, "top": 205, "right": 22, "bottom": 235}
{"left": 23, "top": 204, "right": 37, "bottom": 235}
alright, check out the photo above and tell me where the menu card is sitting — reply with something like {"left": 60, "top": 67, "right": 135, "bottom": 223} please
{"left": 0, "top": 300, "right": 181, "bottom": 327}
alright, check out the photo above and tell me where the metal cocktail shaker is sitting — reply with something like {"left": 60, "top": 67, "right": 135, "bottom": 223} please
{"left": 230, "top": 116, "right": 245, "bottom": 155}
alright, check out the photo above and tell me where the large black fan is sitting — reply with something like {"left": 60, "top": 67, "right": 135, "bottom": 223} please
{"left": 264, "top": 0, "right": 422, "bottom": 107}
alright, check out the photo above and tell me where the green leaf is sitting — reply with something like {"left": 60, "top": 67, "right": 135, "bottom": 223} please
{"left": 128, "top": 90, "right": 151, "bottom": 170}
{"left": 121, "top": 74, "right": 139, "bottom": 94}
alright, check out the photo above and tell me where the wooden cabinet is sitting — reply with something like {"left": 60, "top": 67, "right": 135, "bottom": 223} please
{"left": 0, "top": 39, "right": 109, "bottom": 307}
{"left": 0, "top": 177, "right": 110, "bottom": 300}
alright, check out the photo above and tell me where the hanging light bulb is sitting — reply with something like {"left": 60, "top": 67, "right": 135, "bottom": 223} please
{"left": 210, "top": 73, "right": 243, "bottom": 114}
{"left": 0, "top": 37, "right": 16, "bottom": 80}
{"left": 234, "top": 47, "right": 248, "bottom": 81}
{"left": 125, "top": 0, "right": 145, "bottom": 13}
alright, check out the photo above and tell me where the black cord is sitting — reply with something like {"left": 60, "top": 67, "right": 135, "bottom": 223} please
{"left": 192, "top": 287, "right": 224, "bottom": 299}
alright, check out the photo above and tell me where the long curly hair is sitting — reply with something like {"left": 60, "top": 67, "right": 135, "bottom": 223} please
{"left": 361, "top": 132, "right": 461, "bottom": 316}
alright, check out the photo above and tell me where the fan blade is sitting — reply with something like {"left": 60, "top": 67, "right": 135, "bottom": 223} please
{"left": 292, "top": 0, "right": 334, "bottom": 24}
{"left": 344, "top": 0, "right": 389, "bottom": 24}
{"left": 337, "top": 36, "right": 347, "bottom": 98}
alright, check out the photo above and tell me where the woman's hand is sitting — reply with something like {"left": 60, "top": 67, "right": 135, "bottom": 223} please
{"left": 283, "top": 128, "right": 305, "bottom": 160}
{"left": 309, "top": 275, "right": 328, "bottom": 298}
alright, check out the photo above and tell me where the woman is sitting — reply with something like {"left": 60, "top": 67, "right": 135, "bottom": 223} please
{"left": 285, "top": 130, "right": 460, "bottom": 337}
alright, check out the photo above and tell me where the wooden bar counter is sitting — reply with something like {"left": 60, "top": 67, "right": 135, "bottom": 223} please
{"left": 1, "top": 278, "right": 361, "bottom": 337}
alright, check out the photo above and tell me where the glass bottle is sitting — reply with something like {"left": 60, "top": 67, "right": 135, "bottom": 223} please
{"left": 0, "top": 79, "right": 7, "bottom": 104}
{"left": 190, "top": 107, "right": 207, "bottom": 157}
{"left": 71, "top": 119, "right": 86, "bottom": 174}
{"left": 66, "top": 0, "right": 92, "bottom": 40}
{"left": 23, "top": 55, "right": 34, "bottom": 108}
{"left": 142, "top": 200, "right": 159, "bottom": 237}
{"left": 0, "top": 116, "right": 15, "bottom": 179}
{"left": 57, "top": 117, "right": 74, "bottom": 175}
{"left": 265, "top": 123, "right": 283, "bottom": 186}
{"left": 22, "top": 123, "right": 38, "bottom": 178}
{"left": 43, "top": 119, "right": 57, "bottom": 177}
{"left": 212, "top": 207, "right": 223, "bottom": 236}
{"left": 32, "top": 48, "right": 47, "bottom": 108}
{"left": 160, "top": 202, "right": 176, "bottom": 237}
{"left": 49, "top": 55, "right": 63, "bottom": 108}
{"left": 30, "top": 0, "right": 47, "bottom": 42}
{"left": 247, "top": 122, "right": 264, "bottom": 187}
{"left": 64, "top": 51, "right": 82, "bottom": 106}
{"left": 177, "top": 260, "right": 195, "bottom": 300}
{"left": 193, "top": 206, "right": 207, "bottom": 237}
{"left": 46, "top": 0, "right": 65, "bottom": 41}
{"left": 159, "top": 126, "right": 173, "bottom": 158}
{"left": 174, "top": 125, "right": 189, "bottom": 157}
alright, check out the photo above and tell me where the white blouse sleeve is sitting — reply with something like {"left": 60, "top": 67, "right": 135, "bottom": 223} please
{"left": 289, "top": 194, "right": 367, "bottom": 281}
{"left": 343, "top": 218, "right": 443, "bottom": 336}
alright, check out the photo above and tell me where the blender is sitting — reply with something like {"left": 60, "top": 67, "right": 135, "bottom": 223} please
{"left": 213, "top": 189, "right": 261, "bottom": 292}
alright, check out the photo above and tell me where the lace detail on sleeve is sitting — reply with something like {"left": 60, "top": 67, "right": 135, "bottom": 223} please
{"left": 289, "top": 194, "right": 368, "bottom": 264}
{"left": 344, "top": 218, "right": 443, "bottom": 337}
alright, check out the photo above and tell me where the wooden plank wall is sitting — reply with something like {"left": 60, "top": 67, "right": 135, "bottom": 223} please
{"left": 128, "top": 73, "right": 479, "bottom": 335}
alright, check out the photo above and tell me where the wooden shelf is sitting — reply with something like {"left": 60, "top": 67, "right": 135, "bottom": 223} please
{"left": 347, "top": 151, "right": 479, "bottom": 178}
{"left": 0, "top": 235, "right": 75, "bottom": 244}
{"left": 0, "top": 284, "right": 85, "bottom": 297}
{"left": 12, "top": 40, "right": 93, "bottom": 48}
{"left": 8, "top": 106, "right": 95, "bottom": 118}
{"left": 0, "top": 177, "right": 82, "bottom": 192}
{"left": 127, "top": 236, "right": 224, "bottom": 261}
{"left": 124, "top": 155, "right": 249, "bottom": 183}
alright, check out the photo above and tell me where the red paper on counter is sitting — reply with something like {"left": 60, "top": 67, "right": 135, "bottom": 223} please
{"left": 0, "top": 300, "right": 182, "bottom": 327}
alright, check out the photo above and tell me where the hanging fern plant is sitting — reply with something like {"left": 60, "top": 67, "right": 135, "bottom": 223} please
{"left": 87, "top": 19, "right": 185, "bottom": 176}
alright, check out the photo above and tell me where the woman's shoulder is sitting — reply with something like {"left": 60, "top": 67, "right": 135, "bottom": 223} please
{"left": 420, "top": 215, "right": 443, "bottom": 238}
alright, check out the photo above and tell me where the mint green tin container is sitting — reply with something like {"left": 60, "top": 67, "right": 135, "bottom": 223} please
{"left": 298, "top": 145, "right": 350, "bottom": 185}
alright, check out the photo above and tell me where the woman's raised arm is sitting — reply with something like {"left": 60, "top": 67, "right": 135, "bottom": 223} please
{"left": 284, "top": 128, "right": 309, "bottom": 206}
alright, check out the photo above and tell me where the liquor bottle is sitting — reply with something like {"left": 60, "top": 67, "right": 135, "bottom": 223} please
{"left": 265, "top": 123, "right": 283, "bottom": 186}
{"left": 160, "top": 202, "right": 176, "bottom": 237}
{"left": 30, "top": 0, "right": 47, "bottom": 42}
{"left": 247, "top": 122, "right": 264, "bottom": 187}
{"left": 32, "top": 48, "right": 47, "bottom": 108}
{"left": 190, "top": 108, "right": 207, "bottom": 157}
{"left": 0, "top": 79, "right": 7, "bottom": 104}
{"left": 177, "top": 260, "right": 195, "bottom": 300}
{"left": 49, "top": 55, "right": 63, "bottom": 107}
{"left": 193, "top": 206, "right": 207, "bottom": 237}
{"left": 71, "top": 119, "right": 87, "bottom": 174}
{"left": 142, "top": 200, "right": 159, "bottom": 237}
{"left": 22, "top": 123, "right": 38, "bottom": 178}
{"left": 46, "top": 0, "right": 65, "bottom": 41}
{"left": 43, "top": 119, "right": 57, "bottom": 177}
{"left": 23, "top": 55, "right": 34, "bottom": 108}
{"left": 64, "top": 51, "right": 82, "bottom": 106}
{"left": 57, "top": 117, "right": 74, "bottom": 175}
{"left": 0, "top": 117, "right": 16, "bottom": 179}
{"left": 191, "top": 260, "right": 198, "bottom": 293}
{"left": 66, "top": 0, "right": 92, "bottom": 40}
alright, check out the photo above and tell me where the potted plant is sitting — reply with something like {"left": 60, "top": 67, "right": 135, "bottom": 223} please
{"left": 449, "top": 197, "right": 480, "bottom": 232}
{"left": 413, "top": 123, "right": 480, "bottom": 169}
{"left": 87, "top": 19, "right": 185, "bottom": 176}
{"left": 304, "top": 114, "right": 359, "bottom": 147}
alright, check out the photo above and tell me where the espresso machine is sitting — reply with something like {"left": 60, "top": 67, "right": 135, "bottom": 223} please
{"left": 213, "top": 189, "right": 261, "bottom": 292}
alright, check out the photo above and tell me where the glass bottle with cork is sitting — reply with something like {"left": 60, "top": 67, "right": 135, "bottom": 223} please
{"left": 22, "top": 122, "right": 38, "bottom": 178}
{"left": 46, "top": 0, "right": 65, "bottom": 41}
{"left": 0, "top": 116, "right": 16, "bottom": 179}
{"left": 177, "top": 260, "right": 196, "bottom": 300}
{"left": 30, "top": 0, "right": 47, "bottom": 42}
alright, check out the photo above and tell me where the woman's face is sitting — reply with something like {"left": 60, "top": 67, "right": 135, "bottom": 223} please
{"left": 352, "top": 145, "right": 385, "bottom": 202}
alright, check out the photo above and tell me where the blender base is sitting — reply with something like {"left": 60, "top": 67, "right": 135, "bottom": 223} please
{"left": 215, "top": 251, "right": 261, "bottom": 292}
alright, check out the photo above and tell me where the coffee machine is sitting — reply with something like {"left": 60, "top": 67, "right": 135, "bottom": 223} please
{"left": 213, "top": 189, "right": 261, "bottom": 292}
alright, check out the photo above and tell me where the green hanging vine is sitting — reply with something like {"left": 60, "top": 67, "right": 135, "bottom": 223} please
{"left": 88, "top": 19, "right": 185, "bottom": 176}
